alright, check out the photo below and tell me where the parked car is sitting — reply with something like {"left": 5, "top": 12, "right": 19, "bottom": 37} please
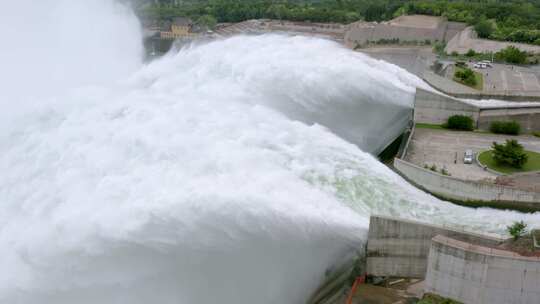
{"left": 473, "top": 63, "right": 487, "bottom": 69}
{"left": 479, "top": 60, "right": 493, "bottom": 67}
{"left": 464, "top": 149, "right": 474, "bottom": 164}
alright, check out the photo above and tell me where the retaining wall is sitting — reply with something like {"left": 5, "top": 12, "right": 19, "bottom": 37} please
{"left": 414, "top": 88, "right": 479, "bottom": 125}
{"left": 422, "top": 71, "right": 540, "bottom": 102}
{"left": 450, "top": 92, "right": 540, "bottom": 102}
{"left": 425, "top": 235, "right": 540, "bottom": 304}
{"left": 478, "top": 107, "right": 540, "bottom": 133}
{"left": 366, "top": 216, "right": 503, "bottom": 278}
{"left": 394, "top": 158, "right": 540, "bottom": 209}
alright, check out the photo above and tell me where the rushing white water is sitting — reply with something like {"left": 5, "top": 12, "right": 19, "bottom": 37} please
{"left": 1, "top": 1, "right": 539, "bottom": 304}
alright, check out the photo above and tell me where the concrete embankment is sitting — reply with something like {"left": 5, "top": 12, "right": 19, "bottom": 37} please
{"left": 415, "top": 87, "right": 540, "bottom": 133}
{"left": 366, "top": 215, "right": 503, "bottom": 279}
{"left": 394, "top": 158, "right": 540, "bottom": 211}
{"left": 426, "top": 235, "right": 540, "bottom": 304}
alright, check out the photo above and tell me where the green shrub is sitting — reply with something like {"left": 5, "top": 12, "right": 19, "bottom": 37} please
{"left": 419, "top": 293, "right": 463, "bottom": 304}
{"left": 433, "top": 41, "right": 446, "bottom": 54}
{"left": 454, "top": 68, "right": 477, "bottom": 86}
{"left": 491, "top": 139, "right": 528, "bottom": 168}
{"left": 533, "top": 131, "right": 540, "bottom": 138}
{"left": 441, "top": 167, "right": 451, "bottom": 176}
{"left": 490, "top": 121, "right": 521, "bottom": 135}
{"left": 465, "top": 49, "right": 476, "bottom": 57}
{"left": 447, "top": 115, "right": 474, "bottom": 131}
{"left": 507, "top": 221, "right": 528, "bottom": 240}
{"left": 495, "top": 46, "right": 527, "bottom": 64}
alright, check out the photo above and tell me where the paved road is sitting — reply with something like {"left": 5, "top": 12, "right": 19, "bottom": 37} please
{"left": 405, "top": 128, "right": 540, "bottom": 181}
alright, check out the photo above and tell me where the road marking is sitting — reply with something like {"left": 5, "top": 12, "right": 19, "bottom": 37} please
{"left": 530, "top": 73, "right": 540, "bottom": 91}
{"left": 517, "top": 71, "right": 526, "bottom": 91}
{"left": 500, "top": 70, "right": 508, "bottom": 91}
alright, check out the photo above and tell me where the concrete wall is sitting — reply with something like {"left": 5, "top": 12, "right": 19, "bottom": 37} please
{"left": 346, "top": 16, "right": 464, "bottom": 46}
{"left": 347, "top": 24, "right": 443, "bottom": 45}
{"left": 394, "top": 158, "right": 540, "bottom": 205}
{"left": 366, "top": 216, "right": 503, "bottom": 278}
{"left": 478, "top": 107, "right": 540, "bottom": 133}
{"left": 449, "top": 92, "right": 540, "bottom": 102}
{"left": 426, "top": 235, "right": 540, "bottom": 304}
{"left": 414, "top": 88, "right": 540, "bottom": 132}
{"left": 414, "top": 88, "right": 479, "bottom": 125}
{"left": 394, "top": 158, "right": 540, "bottom": 207}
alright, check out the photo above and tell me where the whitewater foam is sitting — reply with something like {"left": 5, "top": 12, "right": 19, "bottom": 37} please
{"left": 0, "top": 2, "right": 539, "bottom": 304}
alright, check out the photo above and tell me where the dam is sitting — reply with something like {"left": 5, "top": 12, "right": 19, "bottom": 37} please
{"left": 0, "top": 2, "right": 539, "bottom": 304}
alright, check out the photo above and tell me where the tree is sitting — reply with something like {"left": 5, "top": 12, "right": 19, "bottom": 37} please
{"left": 491, "top": 139, "right": 528, "bottom": 168}
{"left": 474, "top": 18, "right": 494, "bottom": 38}
{"left": 266, "top": 4, "right": 288, "bottom": 20}
{"left": 507, "top": 221, "right": 527, "bottom": 240}
{"left": 465, "top": 49, "right": 476, "bottom": 57}
{"left": 495, "top": 46, "right": 527, "bottom": 64}
{"left": 197, "top": 15, "right": 217, "bottom": 30}
{"left": 454, "top": 68, "right": 477, "bottom": 87}
{"left": 433, "top": 41, "right": 446, "bottom": 54}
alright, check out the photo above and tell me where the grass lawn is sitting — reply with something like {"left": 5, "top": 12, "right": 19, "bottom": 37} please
{"left": 453, "top": 66, "right": 484, "bottom": 91}
{"left": 478, "top": 150, "right": 540, "bottom": 174}
{"left": 415, "top": 123, "right": 446, "bottom": 130}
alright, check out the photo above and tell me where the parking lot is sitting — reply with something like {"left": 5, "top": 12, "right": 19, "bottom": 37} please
{"left": 405, "top": 128, "right": 540, "bottom": 181}
{"left": 480, "top": 63, "right": 540, "bottom": 93}
{"left": 450, "top": 62, "right": 540, "bottom": 95}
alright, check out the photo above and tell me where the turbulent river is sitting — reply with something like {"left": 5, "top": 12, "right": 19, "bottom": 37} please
{"left": 0, "top": 1, "right": 539, "bottom": 304}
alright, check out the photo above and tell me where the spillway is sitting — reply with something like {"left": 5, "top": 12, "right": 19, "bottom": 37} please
{"left": 0, "top": 1, "right": 539, "bottom": 304}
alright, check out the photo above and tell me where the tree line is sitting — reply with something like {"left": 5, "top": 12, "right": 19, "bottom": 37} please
{"left": 139, "top": 0, "right": 540, "bottom": 45}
